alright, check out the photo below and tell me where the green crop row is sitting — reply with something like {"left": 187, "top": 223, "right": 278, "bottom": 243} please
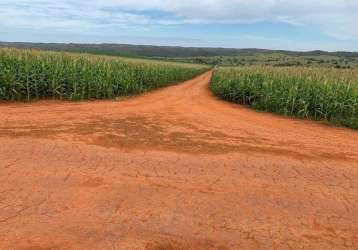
{"left": 211, "top": 66, "right": 358, "bottom": 129}
{"left": 0, "top": 48, "right": 209, "bottom": 101}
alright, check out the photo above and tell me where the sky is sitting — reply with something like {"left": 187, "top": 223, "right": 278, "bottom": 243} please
{"left": 1, "top": 0, "right": 358, "bottom": 51}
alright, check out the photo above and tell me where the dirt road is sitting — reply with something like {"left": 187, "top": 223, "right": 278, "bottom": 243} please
{"left": 1, "top": 71, "right": 358, "bottom": 249}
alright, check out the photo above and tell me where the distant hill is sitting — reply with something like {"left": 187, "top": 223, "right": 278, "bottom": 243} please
{"left": 1, "top": 42, "right": 358, "bottom": 58}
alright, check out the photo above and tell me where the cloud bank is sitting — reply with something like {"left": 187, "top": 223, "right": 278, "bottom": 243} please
{"left": 0, "top": 0, "right": 357, "bottom": 49}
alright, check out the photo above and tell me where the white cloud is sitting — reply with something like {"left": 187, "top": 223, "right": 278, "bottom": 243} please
{"left": 0, "top": 0, "right": 358, "bottom": 43}
{"left": 95, "top": 0, "right": 358, "bottom": 38}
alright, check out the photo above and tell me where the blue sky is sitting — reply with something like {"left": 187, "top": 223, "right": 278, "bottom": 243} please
{"left": 1, "top": 0, "right": 358, "bottom": 51}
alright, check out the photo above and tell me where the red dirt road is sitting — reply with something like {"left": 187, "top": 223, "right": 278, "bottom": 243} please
{"left": 1, "top": 71, "right": 358, "bottom": 249}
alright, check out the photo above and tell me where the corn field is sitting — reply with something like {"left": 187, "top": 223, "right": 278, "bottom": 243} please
{"left": 0, "top": 48, "right": 209, "bottom": 101}
{"left": 211, "top": 66, "right": 358, "bottom": 129}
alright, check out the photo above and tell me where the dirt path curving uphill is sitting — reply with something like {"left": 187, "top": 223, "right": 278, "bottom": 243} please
{"left": 1, "top": 71, "right": 358, "bottom": 249}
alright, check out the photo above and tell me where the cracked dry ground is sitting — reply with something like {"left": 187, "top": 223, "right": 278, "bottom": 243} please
{"left": 0, "top": 71, "right": 358, "bottom": 250}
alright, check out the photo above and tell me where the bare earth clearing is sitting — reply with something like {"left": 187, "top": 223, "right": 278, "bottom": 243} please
{"left": 1, "top": 71, "right": 358, "bottom": 249}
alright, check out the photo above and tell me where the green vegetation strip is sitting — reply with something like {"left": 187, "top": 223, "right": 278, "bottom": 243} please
{"left": 211, "top": 67, "right": 358, "bottom": 129}
{"left": 0, "top": 48, "right": 209, "bottom": 101}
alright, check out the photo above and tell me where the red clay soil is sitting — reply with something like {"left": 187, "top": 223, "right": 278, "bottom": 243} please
{"left": 1, "top": 71, "right": 358, "bottom": 249}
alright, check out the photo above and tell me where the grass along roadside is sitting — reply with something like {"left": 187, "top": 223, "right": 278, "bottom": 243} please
{"left": 210, "top": 66, "right": 358, "bottom": 129}
{"left": 0, "top": 48, "right": 209, "bottom": 101}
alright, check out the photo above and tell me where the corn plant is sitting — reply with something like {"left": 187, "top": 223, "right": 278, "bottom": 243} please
{"left": 0, "top": 48, "right": 209, "bottom": 101}
{"left": 211, "top": 66, "right": 358, "bottom": 129}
